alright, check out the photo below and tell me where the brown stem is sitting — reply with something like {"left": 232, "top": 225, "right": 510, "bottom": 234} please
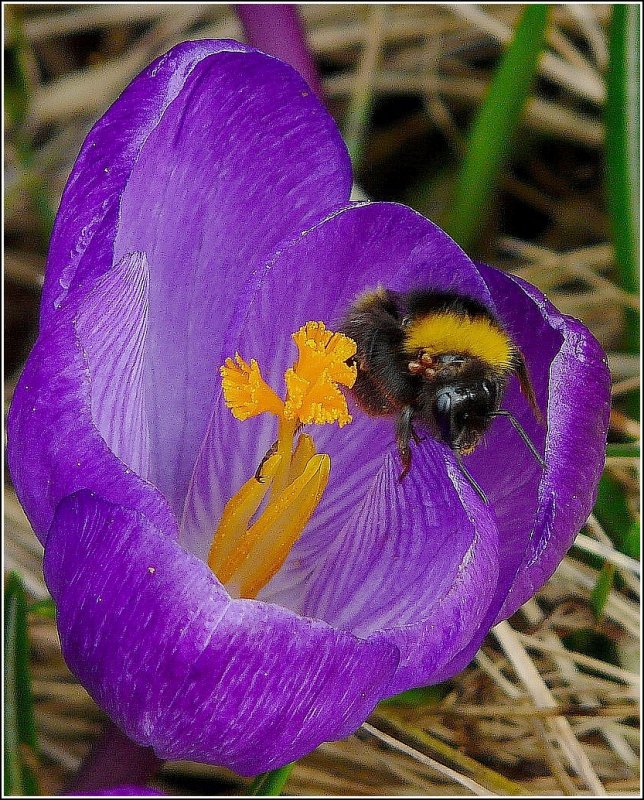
{"left": 63, "top": 721, "right": 163, "bottom": 795}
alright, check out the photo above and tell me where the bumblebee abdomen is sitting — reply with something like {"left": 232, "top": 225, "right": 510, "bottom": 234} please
{"left": 341, "top": 287, "right": 417, "bottom": 413}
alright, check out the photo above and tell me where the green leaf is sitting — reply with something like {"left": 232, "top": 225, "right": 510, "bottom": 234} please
{"left": 381, "top": 683, "right": 447, "bottom": 707}
{"left": 622, "top": 520, "right": 640, "bottom": 560}
{"left": 28, "top": 598, "right": 56, "bottom": 619}
{"left": 344, "top": 93, "right": 373, "bottom": 173}
{"left": 249, "top": 763, "right": 294, "bottom": 795}
{"left": 4, "top": 9, "right": 31, "bottom": 129}
{"left": 590, "top": 562, "right": 615, "bottom": 620}
{"left": 4, "top": 572, "right": 40, "bottom": 796}
{"left": 606, "top": 4, "right": 640, "bottom": 351}
{"left": 445, "top": 4, "right": 549, "bottom": 251}
{"left": 562, "top": 628, "right": 620, "bottom": 666}
{"left": 593, "top": 472, "right": 635, "bottom": 548}
{"left": 605, "top": 442, "right": 640, "bottom": 458}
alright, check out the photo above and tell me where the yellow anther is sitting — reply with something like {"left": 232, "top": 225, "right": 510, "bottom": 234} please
{"left": 207, "top": 453, "right": 282, "bottom": 574}
{"left": 222, "top": 454, "right": 330, "bottom": 599}
{"left": 220, "top": 354, "right": 283, "bottom": 420}
{"left": 287, "top": 434, "right": 316, "bottom": 484}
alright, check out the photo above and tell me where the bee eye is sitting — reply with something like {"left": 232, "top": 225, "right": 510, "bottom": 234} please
{"left": 401, "top": 316, "right": 411, "bottom": 327}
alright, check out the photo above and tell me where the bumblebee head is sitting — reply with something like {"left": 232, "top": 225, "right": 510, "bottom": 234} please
{"left": 438, "top": 380, "right": 496, "bottom": 452}
{"left": 417, "top": 371, "right": 503, "bottom": 454}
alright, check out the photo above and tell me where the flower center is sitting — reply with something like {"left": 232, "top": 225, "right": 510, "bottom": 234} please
{"left": 208, "top": 322, "right": 357, "bottom": 599}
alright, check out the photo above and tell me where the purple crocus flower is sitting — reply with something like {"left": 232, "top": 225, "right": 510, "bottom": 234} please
{"left": 7, "top": 40, "right": 610, "bottom": 775}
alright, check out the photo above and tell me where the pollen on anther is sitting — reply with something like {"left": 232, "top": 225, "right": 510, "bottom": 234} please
{"left": 220, "top": 323, "right": 357, "bottom": 429}
{"left": 281, "top": 323, "right": 357, "bottom": 426}
{"left": 214, "top": 322, "right": 359, "bottom": 598}
{"left": 220, "top": 354, "right": 283, "bottom": 420}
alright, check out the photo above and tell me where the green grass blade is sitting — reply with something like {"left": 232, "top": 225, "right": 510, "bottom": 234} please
{"left": 594, "top": 472, "right": 636, "bottom": 550}
{"left": 605, "top": 442, "right": 640, "bottom": 458}
{"left": 249, "top": 763, "right": 294, "bottom": 795}
{"left": 4, "top": 572, "right": 40, "bottom": 796}
{"left": 621, "top": 520, "right": 640, "bottom": 560}
{"left": 605, "top": 4, "right": 640, "bottom": 326}
{"left": 373, "top": 709, "right": 529, "bottom": 795}
{"left": 28, "top": 598, "right": 56, "bottom": 619}
{"left": 590, "top": 562, "right": 616, "bottom": 620}
{"left": 4, "top": 8, "right": 31, "bottom": 128}
{"left": 445, "top": 4, "right": 549, "bottom": 251}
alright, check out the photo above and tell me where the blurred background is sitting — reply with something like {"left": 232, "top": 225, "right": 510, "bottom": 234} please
{"left": 4, "top": 3, "right": 640, "bottom": 796}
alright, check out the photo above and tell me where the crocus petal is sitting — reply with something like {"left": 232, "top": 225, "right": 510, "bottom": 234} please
{"left": 7, "top": 257, "right": 173, "bottom": 544}
{"left": 479, "top": 268, "right": 610, "bottom": 620}
{"left": 40, "top": 40, "right": 352, "bottom": 516}
{"left": 44, "top": 491, "right": 399, "bottom": 775}
{"left": 75, "top": 252, "right": 151, "bottom": 480}
{"left": 284, "top": 441, "right": 499, "bottom": 694}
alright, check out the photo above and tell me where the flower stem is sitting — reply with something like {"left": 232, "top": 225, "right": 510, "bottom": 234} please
{"left": 234, "top": 4, "right": 323, "bottom": 98}
{"left": 63, "top": 721, "right": 163, "bottom": 795}
{"left": 249, "top": 763, "right": 295, "bottom": 795}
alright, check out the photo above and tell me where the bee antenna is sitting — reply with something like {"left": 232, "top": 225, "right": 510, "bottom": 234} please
{"left": 455, "top": 455, "right": 488, "bottom": 504}
{"left": 491, "top": 410, "right": 546, "bottom": 468}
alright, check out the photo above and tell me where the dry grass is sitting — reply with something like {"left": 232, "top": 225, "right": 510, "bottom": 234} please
{"left": 4, "top": 3, "right": 639, "bottom": 796}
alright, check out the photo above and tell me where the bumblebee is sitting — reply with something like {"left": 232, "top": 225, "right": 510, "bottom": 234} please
{"left": 341, "top": 287, "right": 545, "bottom": 500}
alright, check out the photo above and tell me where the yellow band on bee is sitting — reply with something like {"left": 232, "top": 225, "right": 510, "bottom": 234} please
{"left": 404, "top": 312, "right": 514, "bottom": 370}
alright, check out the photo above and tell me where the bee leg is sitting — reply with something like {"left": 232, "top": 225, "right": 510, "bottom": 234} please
{"left": 396, "top": 406, "right": 414, "bottom": 481}
{"left": 254, "top": 424, "right": 305, "bottom": 483}
{"left": 410, "top": 423, "right": 424, "bottom": 445}
{"left": 255, "top": 439, "right": 279, "bottom": 483}
{"left": 455, "top": 454, "right": 488, "bottom": 504}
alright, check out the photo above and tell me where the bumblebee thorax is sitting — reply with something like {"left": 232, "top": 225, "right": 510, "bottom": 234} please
{"left": 403, "top": 310, "right": 514, "bottom": 373}
{"left": 406, "top": 350, "right": 497, "bottom": 383}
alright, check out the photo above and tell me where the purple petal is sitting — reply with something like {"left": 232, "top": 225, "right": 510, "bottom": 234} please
{"left": 44, "top": 491, "right": 399, "bottom": 775}
{"left": 75, "top": 252, "right": 151, "bottom": 480}
{"left": 43, "top": 41, "right": 246, "bottom": 320}
{"left": 481, "top": 269, "right": 610, "bottom": 620}
{"left": 269, "top": 441, "right": 499, "bottom": 694}
{"left": 7, "top": 278, "right": 173, "bottom": 544}
{"left": 41, "top": 40, "right": 352, "bottom": 516}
